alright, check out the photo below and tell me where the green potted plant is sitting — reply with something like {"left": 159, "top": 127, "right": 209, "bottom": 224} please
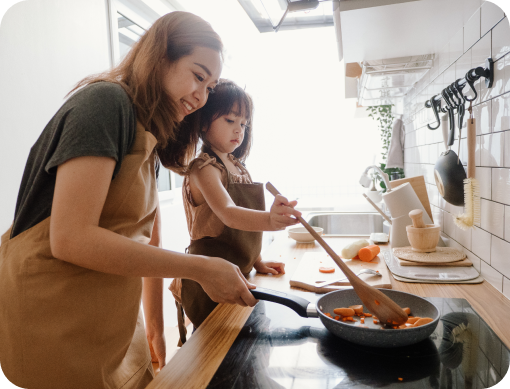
{"left": 366, "top": 104, "right": 404, "bottom": 192}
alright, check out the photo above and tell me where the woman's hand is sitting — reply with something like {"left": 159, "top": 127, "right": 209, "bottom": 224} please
{"left": 197, "top": 256, "right": 257, "bottom": 307}
{"left": 268, "top": 194, "right": 301, "bottom": 230}
{"left": 147, "top": 331, "right": 166, "bottom": 369}
{"left": 254, "top": 260, "right": 285, "bottom": 275}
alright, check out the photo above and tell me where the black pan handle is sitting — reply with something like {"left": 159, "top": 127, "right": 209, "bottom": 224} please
{"left": 251, "top": 287, "right": 312, "bottom": 318}
{"left": 447, "top": 108, "right": 456, "bottom": 146}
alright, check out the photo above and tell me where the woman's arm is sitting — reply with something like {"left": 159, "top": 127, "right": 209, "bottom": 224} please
{"left": 192, "top": 164, "right": 301, "bottom": 232}
{"left": 50, "top": 156, "right": 257, "bottom": 307}
{"left": 142, "top": 205, "right": 166, "bottom": 368}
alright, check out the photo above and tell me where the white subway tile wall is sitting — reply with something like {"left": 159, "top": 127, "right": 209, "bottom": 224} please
{"left": 403, "top": 7, "right": 510, "bottom": 300}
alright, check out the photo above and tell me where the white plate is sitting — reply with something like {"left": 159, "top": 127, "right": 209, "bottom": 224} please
{"left": 370, "top": 232, "right": 388, "bottom": 243}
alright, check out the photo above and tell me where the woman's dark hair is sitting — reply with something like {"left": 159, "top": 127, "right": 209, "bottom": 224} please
{"left": 69, "top": 11, "right": 223, "bottom": 174}
{"left": 194, "top": 79, "right": 253, "bottom": 162}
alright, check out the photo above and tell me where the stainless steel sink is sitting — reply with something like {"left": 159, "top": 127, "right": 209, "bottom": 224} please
{"left": 307, "top": 212, "right": 383, "bottom": 236}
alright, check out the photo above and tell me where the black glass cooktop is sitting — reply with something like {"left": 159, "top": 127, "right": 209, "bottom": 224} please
{"left": 207, "top": 295, "right": 509, "bottom": 389}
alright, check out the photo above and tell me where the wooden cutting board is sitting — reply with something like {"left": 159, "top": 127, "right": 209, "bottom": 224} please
{"left": 389, "top": 176, "right": 433, "bottom": 222}
{"left": 289, "top": 252, "right": 392, "bottom": 294}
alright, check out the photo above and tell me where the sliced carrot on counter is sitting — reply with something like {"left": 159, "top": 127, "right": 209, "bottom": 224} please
{"left": 353, "top": 255, "right": 360, "bottom": 260}
{"left": 364, "top": 312, "right": 373, "bottom": 317}
{"left": 334, "top": 308, "right": 355, "bottom": 316}
{"left": 358, "top": 245, "right": 381, "bottom": 262}
{"left": 360, "top": 317, "right": 365, "bottom": 324}
{"left": 319, "top": 266, "right": 335, "bottom": 273}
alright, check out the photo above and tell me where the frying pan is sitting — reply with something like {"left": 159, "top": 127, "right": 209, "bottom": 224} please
{"left": 251, "top": 287, "right": 439, "bottom": 348}
{"left": 433, "top": 89, "right": 466, "bottom": 206}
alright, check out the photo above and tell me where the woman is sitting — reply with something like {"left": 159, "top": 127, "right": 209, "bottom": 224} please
{"left": 0, "top": 11, "right": 265, "bottom": 389}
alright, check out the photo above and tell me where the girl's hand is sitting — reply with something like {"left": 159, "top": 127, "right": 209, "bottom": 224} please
{"left": 198, "top": 256, "right": 257, "bottom": 307}
{"left": 269, "top": 194, "right": 301, "bottom": 230}
{"left": 254, "top": 260, "right": 285, "bottom": 275}
{"left": 147, "top": 330, "right": 166, "bottom": 370}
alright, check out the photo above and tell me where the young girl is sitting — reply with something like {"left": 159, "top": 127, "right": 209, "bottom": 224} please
{"left": 171, "top": 80, "right": 301, "bottom": 340}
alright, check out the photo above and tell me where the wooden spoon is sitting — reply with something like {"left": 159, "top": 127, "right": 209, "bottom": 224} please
{"left": 266, "top": 182, "right": 408, "bottom": 326}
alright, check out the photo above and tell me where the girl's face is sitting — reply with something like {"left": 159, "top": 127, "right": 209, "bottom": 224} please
{"left": 162, "top": 47, "right": 222, "bottom": 122}
{"left": 204, "top": 104, "right": 248, "bottom": 154}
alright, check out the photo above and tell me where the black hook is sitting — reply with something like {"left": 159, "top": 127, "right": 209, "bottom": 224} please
{"left": 449, "top": 83, "right": 463, "bottom": 106}
{"left": 441, "top": 89, "right": 456, "bottom": 145}
{"left": 451, "top": 82, "right": 466, "bottom": 129}
{"left": 425, "top": 95, "right": 442, "bottom": 130}
{"left": 464, "top": 70, "right": 479, "bottom": 102}
{"left": 453, "top": 79, "right": 467, "bottom": 102}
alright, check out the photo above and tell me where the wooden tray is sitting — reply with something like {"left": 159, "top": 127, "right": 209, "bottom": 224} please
{"left": 289, "top": 252, "right": 392, "bottom": 294}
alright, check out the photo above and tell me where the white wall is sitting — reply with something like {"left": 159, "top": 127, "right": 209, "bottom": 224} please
{"left": 0, "top": 0, "right": 111, "bottom": 233}
{"left": 403, "top": 0, "right": 510, "bottom": 300}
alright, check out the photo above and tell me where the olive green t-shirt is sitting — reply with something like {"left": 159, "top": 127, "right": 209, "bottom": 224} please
{"left": 11, "top": 82, "right": 136, "bottom": 238}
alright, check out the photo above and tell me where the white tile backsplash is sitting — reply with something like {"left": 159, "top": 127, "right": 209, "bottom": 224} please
{"left": 481, "top": 2, "right": 505, "bottom": 38}
{"left": 480, "top": 132, "right": 504, "bottom": 166}
{"left": 404, "top": 7, "right": 510, "bottom": 302}
{"left": 481, "top": 260, "right": 503, "bottom": 292}
{"left": 489, "top": 57, "right": 506, "bottom": 99}
{"left": 473, "top": 100, "right": 492, "bottom": 135}
{"left": 491, "top": 235, "right": 510, "bottom": 278}
{"left": 465, "top": 7, "right": 482, "bottom": 51}
{"left": 506, "top": 205, "right": 510, "bottom": 241}
{"left": 472, "top": 225, "right": 492, "bottom": 262}
{"left": 492, "top": 92, "right": 510, "bottom": 133}
{"left": 476, "top": 166, "right": 492, "bottom": 198}
{"left": 492, "top": 17, "right": 510, "bottom": 62}
{"left": 481, "top": 198, "right": 505, "bottom": 237}
{"left": 491, "top": 168, "right": 510, "bottom": 204}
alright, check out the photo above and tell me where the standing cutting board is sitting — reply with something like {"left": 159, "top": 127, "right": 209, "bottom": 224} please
{"left": 389, "top": 176, "right": 433, "bottom": 222}
{"left": 290, "top": 252, "right": 392, "bottom": 294}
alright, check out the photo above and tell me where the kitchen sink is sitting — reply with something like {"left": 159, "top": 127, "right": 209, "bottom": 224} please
{"left": 307, "top": 212, "right": 383, "bottom": 236}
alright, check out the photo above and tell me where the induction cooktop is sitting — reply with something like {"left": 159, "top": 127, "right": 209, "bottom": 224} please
{"left": 207, "top": 295, "right": 509, "bottom": 389}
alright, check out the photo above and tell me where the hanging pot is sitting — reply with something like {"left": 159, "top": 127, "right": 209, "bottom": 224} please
{"left": 434, "top": 107, "right": 466, "bottom": 206}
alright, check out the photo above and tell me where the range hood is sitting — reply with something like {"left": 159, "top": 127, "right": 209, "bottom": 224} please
{"left": 236, "top": 0, "right": 421, "bottom": 33}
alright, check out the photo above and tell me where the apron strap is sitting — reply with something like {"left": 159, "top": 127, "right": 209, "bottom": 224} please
{"left": 175, "top": 301, "right": 187, "bottom": 346}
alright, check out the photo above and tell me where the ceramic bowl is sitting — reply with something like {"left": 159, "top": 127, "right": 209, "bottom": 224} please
{"left": 288, "top": 226, "right": 323, "bottom": 243}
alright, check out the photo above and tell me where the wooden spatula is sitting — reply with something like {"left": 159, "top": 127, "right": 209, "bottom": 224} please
{"left": 266, "top": 182, "right": 408, "bottom": 326}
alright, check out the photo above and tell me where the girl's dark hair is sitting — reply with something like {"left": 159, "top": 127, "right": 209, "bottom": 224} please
{"left": 193, "top": 79, "right": 253, "bottom": 162}
{"left": 69, "top": 11, "right": 223, "bottom": 174}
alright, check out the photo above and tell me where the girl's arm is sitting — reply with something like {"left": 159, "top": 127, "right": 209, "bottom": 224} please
{"left": 142, "top": 205, "right": 166, "bottom": 368}
{"left": 50, "top": 156, "right": 257, "bottom": 307}
{"left": 192, "top": 164, "right": 301, "bottom": 231}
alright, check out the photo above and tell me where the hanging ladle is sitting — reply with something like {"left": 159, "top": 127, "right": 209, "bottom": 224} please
{"left": 265, "top": 182, "right": 408, "bottom": 326}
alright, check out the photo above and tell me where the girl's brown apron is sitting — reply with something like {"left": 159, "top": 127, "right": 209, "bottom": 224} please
{"left": 0, "top": 122, "right": 158, "bottom": 389}
{"left": 179, "top": 168, "right": 265, "bottom": 335}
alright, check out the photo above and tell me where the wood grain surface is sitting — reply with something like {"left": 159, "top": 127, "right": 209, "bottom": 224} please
{"left": 148, "top": 232, "right": 510, "bottom": 389}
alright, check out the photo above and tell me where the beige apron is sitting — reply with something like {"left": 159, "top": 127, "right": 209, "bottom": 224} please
{"left": 179, "top": 158, "right": 265, "bottom": 338}
{"left": 0, "top": 122, "right": 158, "bottom": 389}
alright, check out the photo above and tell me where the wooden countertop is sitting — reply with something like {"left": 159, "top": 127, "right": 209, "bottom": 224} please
{"left": 147, "top": 233, "right": 510, "bottom": 389}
